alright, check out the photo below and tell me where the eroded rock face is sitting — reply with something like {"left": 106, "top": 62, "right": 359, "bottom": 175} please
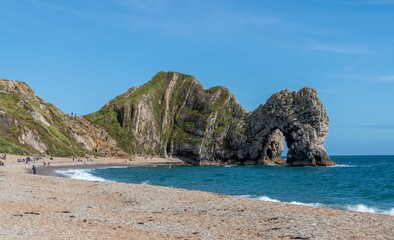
{"left": 18, "top": 128, "right": 47, "bottom": 153}
{"left": 0, "top": 79, "right": 36, "bottom": 99}
{"left": 0, "top": 110, "right": 12, "bottom": 136}
{"left": 87, "top": 72, "right": 334, "bottom": 166}
{"left": 245, "top": 88, "right": 334, "bottom": 166}
{"left": 259, "top": 129, "right": 286, "bottom": 165}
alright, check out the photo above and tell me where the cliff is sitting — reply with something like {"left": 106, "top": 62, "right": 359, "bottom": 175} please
{"left": 86, "top": 72, "right": 334, "bottom": 166}
{"left": 0, "top": 79, "right": 124, "bottom": 157}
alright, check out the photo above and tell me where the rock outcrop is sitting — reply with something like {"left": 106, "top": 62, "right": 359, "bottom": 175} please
{"left": 243, "top": 88, "right": 333, "bottom": 166}
{"left": 86, "top": 72, "right": 334, "bottom": 166}
{"left": 0, "top": 79, "right": 124, "bottom": 157}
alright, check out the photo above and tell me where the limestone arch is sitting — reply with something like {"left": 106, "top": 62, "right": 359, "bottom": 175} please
{"left": 247, "top": 87, "right": 334, "bottom": 166}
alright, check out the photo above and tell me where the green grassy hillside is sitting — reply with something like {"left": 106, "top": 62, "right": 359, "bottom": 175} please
{"left": 85, "top": 71, "right": 246, "bottom": 161}
{"left": 0, "top": 80, "right": 121, "bottom": 156}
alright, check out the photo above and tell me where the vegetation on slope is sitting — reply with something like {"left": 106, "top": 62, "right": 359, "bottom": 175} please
{"left": 0, "top": 80, "right": 119, "bottom": 157}
{"left": 85, "top": 71, "right": 246, "bottom": 161}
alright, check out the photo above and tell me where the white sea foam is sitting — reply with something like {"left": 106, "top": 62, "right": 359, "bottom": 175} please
{"left": 103, "top": 166, "right": 128, "bottom": 169}
{"left": 383, "top": 208, "right": 394, "bottom": 216}
{"left": 346, "top": 204, "right": 394, "bottom": 216}
{"left": 55, "top": 169, "right": 108, "bottom": 182}
{"left": 288, "top": 201, "right": 323, "bottom": 208}
{"left": 238, "top": 195, "right": 280, "bottom": 203}
{"left": 238, "top": 196, "right": 394, "bottom": 216}
{"left": 141, "top": 181, "right": 151, "bottom": 185}
{"left": 237, "top": 195, "right": 252, "bottom": 198}
{"left": 329, "top": 164, "right": 356, "bottom": 168}
{"left": 239, "top": 195, "right": 321, "bottom": 206}
{"left": 257, "top": 196, "right": 281, "bottom": 202}
{"left": 347, "top": 204, "right": 377, "bottom": 213}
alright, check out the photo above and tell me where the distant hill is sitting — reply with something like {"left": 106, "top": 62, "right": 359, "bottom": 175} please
{"left": 0, "top": 79, "right": 123, "bottom": 157}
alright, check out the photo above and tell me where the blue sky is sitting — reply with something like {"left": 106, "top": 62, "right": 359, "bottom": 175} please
{"left": 1, "top": 0, "right": 394, "bottom": 155}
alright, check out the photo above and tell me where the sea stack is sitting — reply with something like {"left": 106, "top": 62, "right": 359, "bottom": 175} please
{"left": 87, "top": 71, "right": 335, "bottom": 166}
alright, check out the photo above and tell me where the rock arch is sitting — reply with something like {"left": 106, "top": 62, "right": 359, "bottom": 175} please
{"left": 245, "top": 87, "right": 334, "bottom": 166}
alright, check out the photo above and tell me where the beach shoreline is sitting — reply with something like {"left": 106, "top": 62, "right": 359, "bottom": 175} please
{"left": 36, "top": 156, "right": 185, "bottom": 178}
{"left": 37, "top": 162, "right": 184, "bottom": 178}
{"left": 0, "top": 154, "right": 393, "bottom": 239}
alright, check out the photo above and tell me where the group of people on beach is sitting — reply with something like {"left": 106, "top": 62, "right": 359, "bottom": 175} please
{"left": 122, "top": 158, "right": 135, "bottom": 164}
{"left": 72, "top": 156, "right": 95, "bottom": 165}
{"left": 17, "top": 156, "right": 39, "bottom": 164}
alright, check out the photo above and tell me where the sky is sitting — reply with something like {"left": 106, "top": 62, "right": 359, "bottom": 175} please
{"left": 1, "top": 0, "right": 394, "bottom": 155}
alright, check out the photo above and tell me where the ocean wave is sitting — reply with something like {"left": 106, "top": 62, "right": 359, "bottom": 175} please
{"left": 141, "top": 181, "right": 151, "bottom": 185}
{"left": 383, "top": 208, "right": 394, "bottom": 216}
{"left": 257, "top": 196, "right": 281, "bottom": 202}
{"left": 55, "top": 169, "right": 109, "bottom": 182}
{"left": 346, "top": 204, "right": 394, "bottom": 216}
{"left": 238, "top": 195, "right": 280, "bottom": 203}
{"left": 347, "top": 204, "right": 376, "bottom": 213}
{"left": 239, "top": 195, "right": 394, "bottom": 216}
{"left": 103, "top": 166, "right": 128, "bottom": 169}
{"left": 288, "top": 201, "right": 324, "bottom": 208}
{"left": 239, "top": 195, "right": 322, "bottom": 206}
{"left": 329, "top": 164, "right": 356, "bottom": 168}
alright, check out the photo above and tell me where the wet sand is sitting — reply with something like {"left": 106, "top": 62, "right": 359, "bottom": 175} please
{"left": 0, "top": 154, "right": 393, "bottom": 239}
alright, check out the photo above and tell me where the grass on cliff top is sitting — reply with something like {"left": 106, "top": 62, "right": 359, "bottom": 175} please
{"left": 106, "top": 72, "right": 169, "bottom": 107}
{"left": 0, "top": 93, "right": 30, "bottom": 119}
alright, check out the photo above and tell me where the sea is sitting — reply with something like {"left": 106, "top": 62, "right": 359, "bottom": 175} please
{"left": 56, "top": 156, "right": 394, "bottom": 216}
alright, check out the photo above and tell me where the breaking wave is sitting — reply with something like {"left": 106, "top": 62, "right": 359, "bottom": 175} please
{"left": 55, "top": 169, "right": 109, "bottom": 182}
{"left": 239, "top": 195, "right": 394, "bottom": 216}
{"left": 329, "top": 164, "right": 356, "bottom": 168}
{"left": 141, "top": 181, "right": 151, "bottom": 185}
{"left": 346, "top": 204, "right": 394, "bottom": 216}
{"left": 238, "top": 195, "right": 321, "bottom": 207}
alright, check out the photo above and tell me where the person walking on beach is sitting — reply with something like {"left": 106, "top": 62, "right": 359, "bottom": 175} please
{"left": 32, "top": 165, "right": 36, "bottom": 174}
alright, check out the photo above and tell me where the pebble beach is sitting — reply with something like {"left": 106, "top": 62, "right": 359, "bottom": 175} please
{"left": 0, "top": 155, "right": 393, "bottom": 240}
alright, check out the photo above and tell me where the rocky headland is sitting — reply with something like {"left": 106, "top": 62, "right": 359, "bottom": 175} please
{"left": 87, "top": 72, "right": 334, "bottom": 166}
{"left": 0, "top": 72, "right": 334, "bottom": 166}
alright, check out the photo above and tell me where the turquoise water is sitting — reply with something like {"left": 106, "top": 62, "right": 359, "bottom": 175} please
{"left": 57, "top": 156, "right": 394, "bottom": 215}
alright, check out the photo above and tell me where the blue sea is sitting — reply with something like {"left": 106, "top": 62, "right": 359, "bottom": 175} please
{"left": 56, "top": 156, "right": 394, "bottom": 216}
